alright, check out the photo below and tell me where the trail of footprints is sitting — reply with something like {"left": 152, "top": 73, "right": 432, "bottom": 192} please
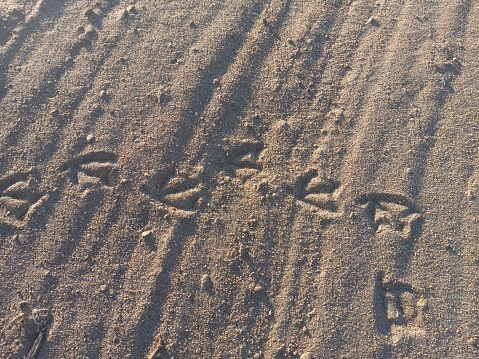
{"left": 0, "top": 140, "right": 264, "bottom": 225}
{"left": 2, "top": 143, "right": 425, "bottom": 346}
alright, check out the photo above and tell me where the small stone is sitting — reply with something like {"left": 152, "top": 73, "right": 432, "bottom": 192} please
{"left": 164, "top": 213, "right": 171, "bottom": 221}
{"left": 141, "top": 230, "right": 153, "bottom": 238}
{"left": 201, "top": 274, "right": 213, "bottom": 291}
{"left": 99, "top": 90, "right": 107, "bottom": 99}
{"left": 239, "top": 243, "right": 246, "bottom": 257}
{"left": 86, "top": 133, "right": 95, "bottom": 143}
{"left": 31, "top": 308, "right": 51, "bottom": 326}
{"left": 254, "top": 285, "right": 263, "bottom": 293}
{"left": 212, "top": 78, "right": 220, "bottom": 85}
{"left": 253, "top": 354, "right": 261, "bottom": 359}
{"left": 99, "top": 284, "right": 108, "bottom": 293}
{"left": 300, "top": 353, "right": 315, "bottom": 359}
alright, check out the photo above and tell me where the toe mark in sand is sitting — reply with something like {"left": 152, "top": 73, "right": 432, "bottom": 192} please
{"left": 0, "top": 169, "right": 47, "bottom": 227}
{"left": 141, "top": 171, "right": 202, "bottom": 212}
{"left": 61, "top": 151, "right": 118, "bottom": 189}
{"left": 227, "top": 139, "right": 264, "bottom": 172}
{"left": 295, "top": 170, "right": 342, "bottom": 217}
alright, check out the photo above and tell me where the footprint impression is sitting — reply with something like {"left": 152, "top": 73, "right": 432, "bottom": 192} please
{"left": 226, "top": 139, "right": 264, "bottom": 180}
{"left": 141, "top": 170, "right": 202, "bottom": 213}
{"left": 295, "top": 170, "right": 343, "bottom": 218}
{"left": 60, "top": 151, "right": 118, "bottom": 191}
{"left": 0, "top": 169, "right": 47, "bottom": 228}
{"left": 374, "top": 272, "right": 426, "bottom": 338}
{"left": 358, "top": 193, "right": 422, "bottom": 239}
{"left": 356, "top": 194, "right": 425, "bottom": 339}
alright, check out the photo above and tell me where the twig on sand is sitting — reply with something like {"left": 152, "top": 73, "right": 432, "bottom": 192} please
{"left": 25, "top": 328, "right": 45, "bottom": 359}
{"left": 26, "top": 308, "right": 51, "bottom": 359}
{"left": 148, "top": 338, "right": 165, "bottom": 359}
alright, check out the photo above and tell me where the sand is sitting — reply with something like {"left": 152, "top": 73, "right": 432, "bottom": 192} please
{"left": 0, "top": 0, "right": 478, "bottom": 358}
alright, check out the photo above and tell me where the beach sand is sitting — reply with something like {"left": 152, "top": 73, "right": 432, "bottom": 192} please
{"left": 0, "top": 1, "right": 478, "bottom": 358}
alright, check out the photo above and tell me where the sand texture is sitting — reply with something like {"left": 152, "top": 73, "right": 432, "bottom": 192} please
{"left": 0, "top": 0, "right": 478, "bottom": 358}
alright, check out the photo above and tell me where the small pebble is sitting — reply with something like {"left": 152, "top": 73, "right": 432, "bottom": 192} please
{"left": 141, "top": 230, "right": 153, "bottom": 238}
{"left": 86, "top": 133, "right": 95, "bottom": 143}
{"left": 254, "top": 285, "right": 263, "bottom": 293}
{"left": 32, "top": 308, "right": 51, "bottom": 326}
{"left": 239, "top": 243, "right": 246, "bottom": 257}
{"left": 99, "top": 284, "right": 108, "bottom": 293}
{"left": 300, "top": 353, "right": 315, "bottom": 359}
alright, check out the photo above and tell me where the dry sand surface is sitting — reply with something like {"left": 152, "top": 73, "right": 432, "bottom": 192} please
{"left": 0, "top": 0, "right": 478, "bottom": 358}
